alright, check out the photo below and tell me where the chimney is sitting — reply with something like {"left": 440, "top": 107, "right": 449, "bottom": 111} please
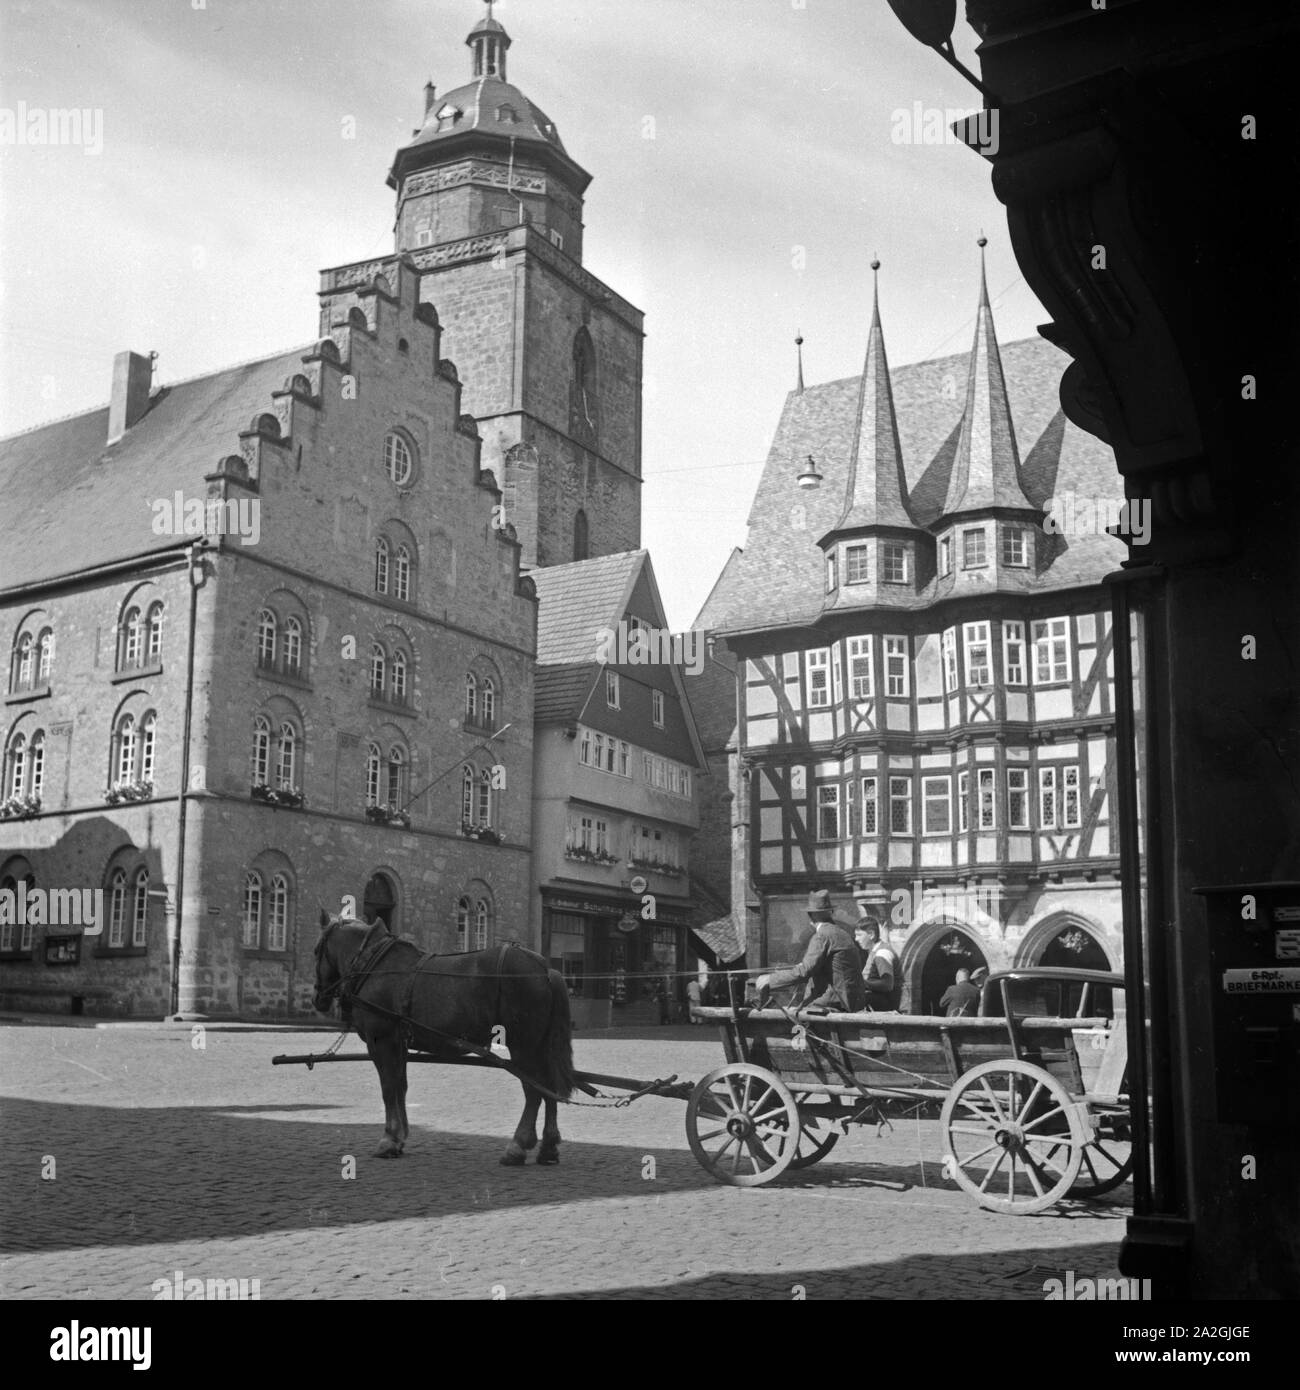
{"left": 107, "top": 350, "right": 153, "bottom": 444}
{"left": 424, "top": 82, "right": 437, "bottom": 116}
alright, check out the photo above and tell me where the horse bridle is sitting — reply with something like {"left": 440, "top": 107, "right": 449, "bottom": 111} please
{"left": 315, "top": 916, "right": 386, "bottom": 1006}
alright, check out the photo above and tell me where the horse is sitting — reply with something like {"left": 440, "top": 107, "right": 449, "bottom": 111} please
{"left": 312, "top": 911, "right": 575, "bottom": 1165}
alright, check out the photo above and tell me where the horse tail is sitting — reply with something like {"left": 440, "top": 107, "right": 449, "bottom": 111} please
{"left": 543, "top": 968, "right": 575, "bottom": 1101}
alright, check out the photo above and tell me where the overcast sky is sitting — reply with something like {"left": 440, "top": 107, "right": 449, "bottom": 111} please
{"left": 0, "top": 0, "right": 1048, "bottom": 628}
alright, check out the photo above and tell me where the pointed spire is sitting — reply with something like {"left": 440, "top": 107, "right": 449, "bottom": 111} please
{"left": 832, "top": 257, "right": 917, "bottom": 533}
{"left": 794, "top": 332, "right": 805, "bottom": 393}
{"left": 941, "top": 236, "right": 1035, "bottom": 517}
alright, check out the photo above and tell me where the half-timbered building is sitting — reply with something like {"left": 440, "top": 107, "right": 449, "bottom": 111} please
{"left": 697, "top": 249, "right": 1129, "bottom": 1012}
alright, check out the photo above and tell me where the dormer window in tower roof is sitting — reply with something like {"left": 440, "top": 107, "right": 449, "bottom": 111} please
{"left": 436, "top": 103, "right": 463, "bottom": 132}
{"left": 497, "top": 104, "right": 520, "bottom": 124}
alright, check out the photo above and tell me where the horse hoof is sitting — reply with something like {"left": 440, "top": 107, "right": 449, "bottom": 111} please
{"left": 375, "top": 1141, "right": 403, "bottom": 1159}
{"left": 535, "top": 1150, "right": 560, "bottom": 1166}
{"left": 499, "top": 1151, "right": 526, "bottom": 1167}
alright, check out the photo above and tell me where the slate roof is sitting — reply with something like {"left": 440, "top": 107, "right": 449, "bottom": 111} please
{"left": 690, "top": 912, "right": 747, "bottom": 966}
{"left": 0, "top": 347, "right": 310, "bottom": 591}
{"left": 696, "top": 334, "right": 1126, "bottom": 636}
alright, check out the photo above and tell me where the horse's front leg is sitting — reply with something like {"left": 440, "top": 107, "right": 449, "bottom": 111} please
{"left": 501, "top": 1082, "right": 542, "bottom": 1166}
{"left": 536, "top": 1096, "right": 562, "bottom": 1165}
{"left": 368, "top": 1034, "right": 406, "bottom": 1158}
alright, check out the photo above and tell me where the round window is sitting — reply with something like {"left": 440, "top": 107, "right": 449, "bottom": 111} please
{"left": 384, "top": 431, "right": 413, "bottom": 486}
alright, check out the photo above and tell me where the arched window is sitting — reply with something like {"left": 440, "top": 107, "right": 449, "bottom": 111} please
{"left": 393, "top": 545, "right": 412, "bottom": 602}
{"left": 365, "top": 743, "right": 382, "bottom": 805}
{"left": 242, "top": 871, "right": 262, "bottom": 947}
{"left": 256, "top": 609, "right": 277, "bottom": 668}
{"left": 461, "top": 765, "right": 474, "bottom": 825}
{"left": 146, "top": 603, "right": 165, "bottom": 662}
{"left": 477, "top": 768, "right": 492, "bottom": 826}
{"left": 252, "top": 715, "right": 271, "bottom": 785}
{"left": 475, "top": 898, "right": 490, "bottom": 950}
{"left": 0, "top": 870, "right": 36, "bottom": 953}
{"left": 481, "top": 677, "right": 496, "bottom": 728}
{"left": 6, "top": 732, "right": 26, "bottom": 800}
{"left": 121, "top": 608, "right": 142, "bottom": 668}
{"left": 36, "top": 630, "right": 54, "bottom": 683}
{"left": 283, "top": 616, "right": 302, "bottom": 676}
{"left": 13, "top": 633, "right": 33, "bottom": 691}
{"left": 386, "top": 745, "right": 406, "bottom": 809}
{"left": 375, "top": 538, "right": 390, "bottom": 595}
{"left": 392, "top": 650, "right": 408, "bottom": 703}
{"left": 114, "top": 714, "right": 137, "bottom": 786}
{"left": 139, "top": 714, "right": 156, "bottom": 785}
{"left": 456, "top": 897, "right": 470, "bottom": 951}
{"left": 27, "top": 731, "right": 45, "bottom": 799}
{"left": 572, "top": 330, "right": 597, "bottom": 437}
{"left": 370, "top": 644, "right": 386, "bottom": 695}
{"left": 268, "top": 873, "right": 290, "bottom": 951}
{"left": 573, "top": 508, "right": 589, "bottom": 562}
{"left": 132, "top": 868, "right": 149, "bottom": 947}
{"left": 384, "top": 431, "right": 413, "bottom": 486}
{"left": 108, "top": 868, "right": 128, "bottom": 948}
{"left": 465, "top": 673, "right": 477, "bottom": 722}
{"left": 277, "top": 722, "right": 297, "bottom": 789}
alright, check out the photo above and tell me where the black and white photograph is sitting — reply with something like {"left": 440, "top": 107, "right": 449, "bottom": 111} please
{"left": 0, "top": 0, "right": 1296, "bottom": 1334}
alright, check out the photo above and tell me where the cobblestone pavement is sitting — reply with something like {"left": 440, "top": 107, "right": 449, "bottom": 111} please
{"left": 0, "top": 1020, "right": 1128, "bottom": 1300}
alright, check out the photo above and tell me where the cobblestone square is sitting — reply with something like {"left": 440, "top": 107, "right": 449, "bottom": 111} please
{"left": 0, "top": 1021, "right": 1127, "bottom": 1300}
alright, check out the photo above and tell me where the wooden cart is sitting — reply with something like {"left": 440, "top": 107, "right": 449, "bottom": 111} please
{"left": 687, "top": 967, "right": 1131, "bottom": 1214}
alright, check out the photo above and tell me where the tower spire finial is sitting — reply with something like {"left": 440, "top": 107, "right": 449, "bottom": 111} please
{"left": 795, "top": 332, "right": 805, "bottom": 393}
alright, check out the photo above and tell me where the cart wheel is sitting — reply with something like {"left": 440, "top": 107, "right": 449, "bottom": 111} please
{"left": 941, "top": 1059, "right": 1085, "bottom": 1215}
{"left": 788, "top": 1094, "right": 841, "bottom": 1169}
{"left": 1071, "top": 1129, "right": 1134, "bottom": 1197}
{"left": 686, "top": 1063, "right": 801, "bottom": 1187}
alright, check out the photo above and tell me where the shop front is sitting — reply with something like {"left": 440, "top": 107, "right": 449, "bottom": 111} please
{"left": 541, "top": 887, "right": 693, "bottom": 1028}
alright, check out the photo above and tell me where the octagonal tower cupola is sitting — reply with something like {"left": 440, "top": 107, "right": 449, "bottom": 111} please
{"left": 817, "top": 259, "right": 928, "bottom": 610}
{"left": 929, "top": 238, "right": 1044, "bottom": 593}
{"left": 388, "top": 2, "right": 591, "bottom": 260}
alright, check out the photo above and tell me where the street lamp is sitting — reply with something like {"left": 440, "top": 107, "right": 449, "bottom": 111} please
{"left": 886, "top": 0, "right": 989, "bottom": 97}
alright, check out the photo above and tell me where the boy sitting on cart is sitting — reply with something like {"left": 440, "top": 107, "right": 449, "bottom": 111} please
{"left": 754, "top": 890, "right": 866, "bottom": 1013}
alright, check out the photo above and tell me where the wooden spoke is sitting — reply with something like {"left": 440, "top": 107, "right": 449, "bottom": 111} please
{"left": 686, "top": 1064, "right": 802, "bottom": 1188}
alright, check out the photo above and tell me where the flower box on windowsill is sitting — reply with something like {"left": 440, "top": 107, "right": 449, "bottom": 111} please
{"left": 628, "top": 857, "right": 684, "bottom": 878}
{"left": 565, "top": 847, "right": 619, "bottom": 867}
{"left": 365, "top": 804, "right": 410, "bottom": 828}
{"left": 460, "top": 822, "right": 501, "bottom": 845}
{"left": 251, "top": 784, "right": 305, "bottom": 809}
{"left": 0, "top": 794, "right": 41, "bottom": 820}
{"left": 103, "top": 781, "right": 154, "bottom": 805}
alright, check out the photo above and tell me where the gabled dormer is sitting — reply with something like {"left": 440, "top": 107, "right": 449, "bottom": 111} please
{"left": 817, "top": 260, "right": 928, "bottom": 608}
{"left": 929, "top": 239, "right": 1043, "bottom": 591}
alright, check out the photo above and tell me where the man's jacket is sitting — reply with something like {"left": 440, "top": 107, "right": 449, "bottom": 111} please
{"left": 767, "top": 922, "right": 866, "bottom": 1011}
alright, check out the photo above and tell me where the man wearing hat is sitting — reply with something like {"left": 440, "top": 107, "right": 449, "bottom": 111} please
{"left": 754, "top": 890, "right": 866, "bottom": 1012}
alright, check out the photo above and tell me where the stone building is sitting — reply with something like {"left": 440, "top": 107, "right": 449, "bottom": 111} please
{"left": 696, "top": 251, "right": 1129, "bottom": 1011}
{"left": 0, "top": 6, "right": 650, "bottom": 1018}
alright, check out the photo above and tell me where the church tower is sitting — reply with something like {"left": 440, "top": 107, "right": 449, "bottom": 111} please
{"left": 386, "top": 2, "right": 644, "bottom": 569}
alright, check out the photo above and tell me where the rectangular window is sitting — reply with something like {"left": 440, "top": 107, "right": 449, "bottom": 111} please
{"left": 826, "top": 553, "right": 837, "bottom": 592}
{"left": 889, "top": 776, "right": 912, "bottom": 834}
{"left": 1039, "top": 767, "right": 1058, "bottom": 829}
{"left": 1002, "top": 527, "right": 1027, "bottom": 567}
{"left": 922, "top": 776, "right": 951, "bottom": 834}
{"left": 881, "top": 542, "right": 908, "bottom": 584}
{"left": 817, "top": 784, "right": 840, "bottom": 841}
{"left": 1007, "top": 768, "right": 1029, "bottom": 829}
{"left": 845, "top": 545, "right": 869, "bottom": 584}
{"left": 861, "top": 777, "right": 877, "bottom": 835}
{"left": 958, "top": 770, "right": 970, "bottom": 832}
{"left": 978, "top": 767, "right": 996, "bottom": 829}
{"left": 939, "top": 536, "right": 952, "bottom": 577}
{"left": 884, "top": 637, "right": 908, "bottom": 697}
{"left": 831, "top": 644, "right": 843, "bottom": 703}
{"left": 549, "top": 228, "right": 564, "bottom": 250}
{"left": 962, "top": 528, "right": 987, "bottom": 568}
{"left": 592, "top": 733, "right": 605, "bottom": 770}
{"left": 579, "top": 728, "right": 592, "bottom": 765}
{"left": 606, "top": 671, "right": 620, "bottom": 708}
{"left": 847, "top": 636, "right": 872, "bottom": 700}
{"left": 652, "top": 690, "right": 665, "bottom": 727}
{"left": 964, "top": 621, "right": 991, "bottom": 687}
{"left": 942, "top": 627, "right": 959, "bottom": 693}
{"left": 806, "top": 649, "right": 830, "bottom": 707}
{"left": 1003, "top": 621, "right": 1026, "bottom": 686}
{"left": 1033, "top": 618, "right": 1071, "bottom": 684}
{"left": 618, "top": 741, "right": 630, "bottom": 777}
{"left": 1063, "top": 765, "right": 1082, "bottom": 828}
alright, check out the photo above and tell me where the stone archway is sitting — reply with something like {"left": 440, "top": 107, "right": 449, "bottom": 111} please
{"left": 899, "top": 920, "right": 996, "bottom": 1015}
{"left": 1016, "top": 912, "right": 1117, "bottom": 971}
{"left": 363, "top": 872, "right": 397, "bottom": 931}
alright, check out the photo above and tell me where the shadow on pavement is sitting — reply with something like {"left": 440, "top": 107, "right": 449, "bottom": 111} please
{"left": 519, "top": 1242, "right": 1127, "bottom": 1300}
